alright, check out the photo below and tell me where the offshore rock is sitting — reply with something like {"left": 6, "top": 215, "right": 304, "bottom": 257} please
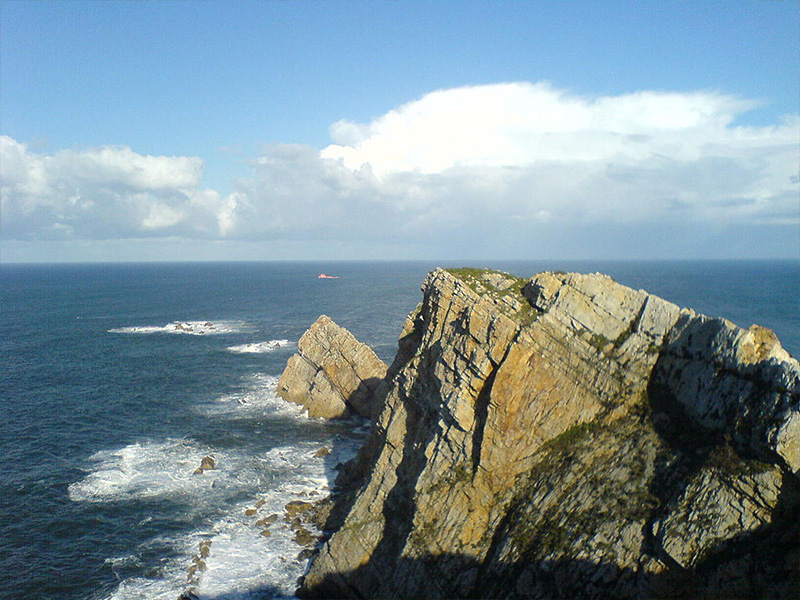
{"left": 278, "top": 315, "right": 388, "bottom": 419}
{"left": 297, "top": 268, "right": 800, "bottom": 599}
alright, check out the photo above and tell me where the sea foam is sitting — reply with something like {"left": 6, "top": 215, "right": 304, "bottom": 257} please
{"left": 181, "top": 439, "right": 363, "bottom": 600}
{"left": 73, "top": 370, "right": 367, "bottom": 600}
{"left": 97, "top": 439, "right": 364, "bottom": 600}
{"left": 198, "top": 374, "right": 308, "bottom": 420}
{"left": 68, "top": 438, "right": 223, "bottom": 503}
{"left": 226, "top": 340, "right": 294, "bottom": 354}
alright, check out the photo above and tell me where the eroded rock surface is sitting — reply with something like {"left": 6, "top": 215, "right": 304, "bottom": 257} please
{"left": 290, "top": 268, "right": 799, "bottom": 599}
{"left": 277, "top": 315, "right": 388, "bottom": 419}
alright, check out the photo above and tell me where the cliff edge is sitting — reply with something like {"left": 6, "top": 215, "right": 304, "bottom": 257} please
{"left": 291, "top": 268, "right": 799, "bottom": 599}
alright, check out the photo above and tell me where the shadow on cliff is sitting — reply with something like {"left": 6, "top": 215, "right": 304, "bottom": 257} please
{"left": 299, "top": 517, "right": 800, "bottom": 600}
{"left": 364, "top": 340, "right": 445, "bottom": 583}
{"left": 309, "top": 326, "right": 462, "bottom": 598}
{"left": 317, "top": 319, "right": 429, "bottom": 531}
{"left": 643, "top": 347, "right": 800, "bottom": 574}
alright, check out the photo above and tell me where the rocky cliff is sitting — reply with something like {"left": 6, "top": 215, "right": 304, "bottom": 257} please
{"left": 289, "top": 269, "right": 799, "bottom": 599}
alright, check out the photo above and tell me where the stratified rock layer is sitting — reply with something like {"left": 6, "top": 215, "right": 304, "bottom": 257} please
{"left": 297, "top": 269, "right": 800, "bottom": 599}
{"left": 277, "top": 315, "right": 388, "bottom": 419}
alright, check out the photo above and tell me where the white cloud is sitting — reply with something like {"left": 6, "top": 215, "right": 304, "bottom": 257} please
{"left": 312, "top": 83, "right": 798, "bottom": 239}
{"left": 0, "top": 136, "right": 230, "bottom": 239}
{"left": 1, "top": 82, "right": 797, "bottom": 258}
{"left": 140, "top": 202, "right": 186, "bottom": 230}
{"left": 320, "top": 82, "right": 775, "bottom": 175}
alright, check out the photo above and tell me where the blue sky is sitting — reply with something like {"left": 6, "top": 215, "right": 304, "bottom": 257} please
{"left": 1, "top": 0, "right": 798, "bottom": 262}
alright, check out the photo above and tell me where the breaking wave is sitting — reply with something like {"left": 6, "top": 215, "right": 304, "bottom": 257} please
{"left": 69, "top": 372, "right": 366, "bottom": 600}
{"left": 227, "top": 340, "right": 294, "bottom": 354}
{"left": 68, "top": 438, "right": 222, "bottom": 503}
{"left": 198, "top": 374, "right": 308, "bottom": 419}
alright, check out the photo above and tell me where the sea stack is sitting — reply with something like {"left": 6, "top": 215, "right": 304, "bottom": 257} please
{"left": 277, "top": 315, "right": 388, "bottom": 419}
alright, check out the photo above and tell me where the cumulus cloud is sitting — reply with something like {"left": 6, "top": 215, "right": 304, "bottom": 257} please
{"left": 320, "top": 82, "right": 774, "bottom": 175}
{"left": 1, "top": 82, "right": 797, "bottom": 258}
{"left": 231, "top": 83, "right": 797, "bottom": 248}
{"left": 315, "top": 83, "right": 798, "bottom": 235}
{"left": 0, "top": 136, "right": 227, "bottom": 239}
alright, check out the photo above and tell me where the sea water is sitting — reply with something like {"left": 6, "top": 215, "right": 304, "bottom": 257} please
{"left": 1, "top": 260, "right": 797, "bottom": 600}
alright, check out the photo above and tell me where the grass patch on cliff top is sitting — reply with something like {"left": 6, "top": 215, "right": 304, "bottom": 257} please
{"left": 444, "top": 268, "right": 540, "bottom": 325}
{"left": 445, "top": 268, "right": 521, "bottom": 294}
{"left": 446, "top": 267, "right": 496, "bottom": 280}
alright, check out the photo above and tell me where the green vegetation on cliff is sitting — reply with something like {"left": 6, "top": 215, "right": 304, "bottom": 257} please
{"left": 444, "top": 267, "right": 540, "bottom": 325}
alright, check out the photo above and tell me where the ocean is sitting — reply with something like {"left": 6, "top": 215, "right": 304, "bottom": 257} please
{"left": 1, "top": 260, "right": 797, "bottom": 600}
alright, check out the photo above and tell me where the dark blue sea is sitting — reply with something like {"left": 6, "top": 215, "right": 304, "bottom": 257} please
{"left": 1, "top": 260, "right": 797, "bottom": 600}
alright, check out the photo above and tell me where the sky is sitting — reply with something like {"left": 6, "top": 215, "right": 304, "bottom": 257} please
{"left": 1, "top": 0, "right": 798, "bottom": 263}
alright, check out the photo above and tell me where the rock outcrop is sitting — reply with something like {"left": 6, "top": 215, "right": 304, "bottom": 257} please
{"left": 278, "top": 315, "right": 388, "bottom": 419}
{"left": 285, "top": 269, "right": 799, "bottom": 599}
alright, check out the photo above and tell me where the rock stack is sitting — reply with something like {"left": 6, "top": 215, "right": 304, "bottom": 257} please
{"left": 277, "top": 315, "right": 388, "bottom": 419}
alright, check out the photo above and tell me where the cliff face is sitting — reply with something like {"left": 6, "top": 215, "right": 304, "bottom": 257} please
{"left": 294, "top": 269, "right": 800, "bottom": 599}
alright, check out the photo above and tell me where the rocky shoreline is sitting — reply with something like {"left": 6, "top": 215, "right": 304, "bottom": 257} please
{"left": 275, "top": 268, "right": 799, "bottom": 599}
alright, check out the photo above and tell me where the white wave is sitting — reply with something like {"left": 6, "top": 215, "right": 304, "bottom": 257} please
{"left": 258, "top": 438, "right": 367, "bottom": 502}
{"left": 68, "top": 439, "right": 225, "bottom": 503}
{"left": 70, "top": 379, "right": 324, "bottom": 503}
{"left": 199, "top": 374, "right": 311, "bottom": 421}
{"left": 106, "top": 576, "right": 185, "bottom": 600}
{"left": 99, "top": 441, "right": 362, "bottom": 600}
{"left": 226, "top": 339, "right": 294, "bottom": 354}
{"left": 186, "top": 518, "right": 301, "bottom": 600}
{"left": 108, "top": 320, "right": 250, "bottom": 336}
{"left": 183, "top": 441, "right": 365, "bottom": 599}
{"left": 82, "top": 371, "right": 370, "bottom": 600}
